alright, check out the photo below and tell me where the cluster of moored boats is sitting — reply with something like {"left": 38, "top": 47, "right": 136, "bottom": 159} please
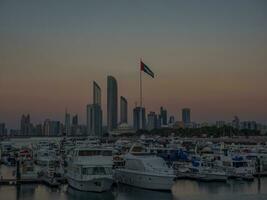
{"left": 1, "top": 136, "right": 267, "bottom": 192}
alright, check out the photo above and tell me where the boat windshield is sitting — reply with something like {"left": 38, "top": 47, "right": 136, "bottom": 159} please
{"left": 81, "top": 167, "right": 112, "bottom": 175}
{"left": 78, "top": 150, "right": 112, "bottom": 156}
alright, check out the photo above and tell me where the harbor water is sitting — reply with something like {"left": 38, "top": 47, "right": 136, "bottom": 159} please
{"left": 1, "top": 165, "right": 267, "bottom": 200}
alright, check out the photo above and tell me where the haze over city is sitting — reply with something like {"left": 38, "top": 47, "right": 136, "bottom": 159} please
{"left": 1, "top": 0, "right": 267, "bottom": 129}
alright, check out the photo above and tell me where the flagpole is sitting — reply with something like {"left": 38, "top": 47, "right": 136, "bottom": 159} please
{"left": 140, "top": 58, "right": 142, "bottom": 108}
{"left": 140, "top": 58, "right": 143, "bottom": 129}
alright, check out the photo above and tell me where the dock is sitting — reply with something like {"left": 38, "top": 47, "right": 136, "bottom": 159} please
{"left": 0, "top": 177, "right": 65, "bottom": 187}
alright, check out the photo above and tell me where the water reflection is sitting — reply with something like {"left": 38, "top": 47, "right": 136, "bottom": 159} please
{"left": 257, "top": 178, "right": 261, "bottom": 194}
{"left": 116, "top": 184, "right": 173, "bottom": 200}
{"left": 66, "top": 186, "right": 115, "bottom": 200}
{"left": 16, "top": 184, "right": 37, "bottom": 200}
{"left": 0, "top": 178, "right": 267, "bottom": 200}
{"left": 172, "top": 179, "right": 267, "bottom": 200}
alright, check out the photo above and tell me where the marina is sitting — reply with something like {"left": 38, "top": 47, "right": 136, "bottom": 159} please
{"left": 1, "top": 0, "right": 266, "bottom": 199}
{"left": 0, "top": 176, "right": 267, "bottom": 200}
{"left": 1, "top": 135, "right": 267, "bottom": 200}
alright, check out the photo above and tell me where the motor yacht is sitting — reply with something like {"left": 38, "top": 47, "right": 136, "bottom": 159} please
{"left": 67, "top": 146, "right": 114, "bottom": 192}
{"left": 114, "top": 144, "right": 175, "bottom": 191}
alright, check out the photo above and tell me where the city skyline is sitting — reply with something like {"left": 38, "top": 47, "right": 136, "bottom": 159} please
{"left": 1, "top": 0, "right": 267, "bottom": 128}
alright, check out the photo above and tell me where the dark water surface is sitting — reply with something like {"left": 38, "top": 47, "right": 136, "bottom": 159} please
{"left": 1, "top": 165, "right": 267, "bottom": 200}
{"left": 1, "top": 179, "right": 267, "bottom": 200}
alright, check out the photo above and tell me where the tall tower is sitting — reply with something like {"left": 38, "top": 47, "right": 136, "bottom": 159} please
{"left": 133, "top": 107, "right": 146, "bottom": 130}
{"left": 65, "top": 109, "right": 71, "bottom": 135}
{"left": 43, "top": 119, "right": 50, "bottom": 136}
{"left": 120, "top": 96, "right": 128, "bottom": 124}
{"left": 93, "top": 81, "right": 101, "bottom": 106}
{"left": 147, "top": 111, "right": 157, "bottom": 131}
{"left": 160, "top": 106, "right": 167, "bottom": 125}
{"left": 20, "top": 114, "right": 31, "bottom": 135}
{"left": 87, "top": 104, "right": 102, "bottom": 136}
{"left": 107, "top": 76, "right": 118, "bottom": 131}
{"left": 232, "top": 116, "right": 240, "bottom": 129}
{"left": 182, "top": 108, "right": 191, "bottom": 124}
{"left": 87, "top": 81, "right": 103, "bottom": 137}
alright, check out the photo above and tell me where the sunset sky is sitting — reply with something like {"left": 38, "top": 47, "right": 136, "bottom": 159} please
{"left": 0, "top": 0, "right": 267, "bottom": 128}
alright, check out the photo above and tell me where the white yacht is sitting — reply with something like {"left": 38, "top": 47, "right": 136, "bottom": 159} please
{"left": 114, "top": 144, "right": 175, "bottom": 191}
{"left": 36, "top": 149, "right": 58, "bottom": 167}
{"left": 187, "top": 159, "right": 227, "bottom": 182}
{"left": 216, "top": 155, "right": 254, "bottom": 180}
{"left": 67, "top": 146, "right": 114, "bottom": 192}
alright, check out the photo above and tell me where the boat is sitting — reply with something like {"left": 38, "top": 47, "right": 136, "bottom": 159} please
{"left": 114, "top": 144, "right": 175, "bottom": 191}
{"left": 189, "top": 158, "right": 227, "bottom": 182}
{"left": 20, "top": 159, "right": 38, "bottom": 179}
{"left": 19, "top": 147, "right": 33, "bottom": 161}
{"left": 113, "top": 154, "right": 125, "bottom": 169}
{"left": 173, "top": 158, "right": 227, "bottom": 182}
{"left": 41, "top": 159, "right": 60, "bottom": 187}
{"left": 217, "top": 155, "right": 254, "bottom": 181}
{"left": 35, "top": 149, "right": 58, "bottom": 167}
{"left": 67, "top": 146, "right": 114, "bottom": 192}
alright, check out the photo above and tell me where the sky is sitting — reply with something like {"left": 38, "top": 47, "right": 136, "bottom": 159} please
{"left": 0, "top": 0, "right": 267, "bottom": 129}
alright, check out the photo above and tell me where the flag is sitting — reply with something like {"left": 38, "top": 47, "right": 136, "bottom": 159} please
{"left": 140, "top": 61, "right": 154, "bottom": 78}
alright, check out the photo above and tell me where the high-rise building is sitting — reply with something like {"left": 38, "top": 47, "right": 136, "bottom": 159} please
{"left": 216, "top": 121, "right": 226, "bottom": 128}
{"left": 43, "top": 119, "right": 50, "bottom": 136}
{"left": 93, "top": 81, "right": 101, "bottom": 106}
{"left": 241, "top": 121, "right": 257, "bottom": 130}
{"left": 157, "top": 115, "right": 162, "bottom": 128}
{"left": 72, "top": 115, "right": 78, "bottom": 126}
{"left": 0, "top": 123, "right": 7, "bottom": 136}
{"left": 232, "top": 116, "right": 240, "bottom": 129}
{"left": 49, "top": 121, "right": 61, "bottom": 136}
{"left": 35, "top": 124, "right": 43, "bottom": 136}
{"left": 107, "top": 76, "right": 118, "bottom": 131}
{"left": 87, "top": 104, "right": 102, "bottom": 136}
{"left": 160, "top": 107, "right": 167, "bottom": 125}
{"left": 147, "top": 112, "right": 157, "bottom": 131}
{"left": 20, "top": 114, "right": 31, "bottom": 135}
{"left": 133, "top": 106, "right": 146, "bottom": 130}
{"left": 182, "top": 108, "right": 191, "bottom": 124}
{"left": 71, "top": 114, "right": 79, "bottom": 135}
{"left": 65, "top": 111, "right": 71, "bottom": 135}
{"left": 169, "top": 116, "right": 175, "bottom": 124}
{"left": 87, "top": 81, "right": 103, "bottom": 137}
{"left": 120, "top": 96, "right": 128, "bottom": 124}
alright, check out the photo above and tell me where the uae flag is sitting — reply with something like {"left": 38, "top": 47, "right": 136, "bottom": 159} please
{"left": 140, "top": 61, "right": 154, "bottom": 78}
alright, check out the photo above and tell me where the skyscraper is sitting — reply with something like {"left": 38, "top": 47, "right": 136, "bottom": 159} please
{"left": 65, "top": 110, "right": 71, "bottom": 135}
{"left": 107, "top": 76, "right": 118, "bottom": 131}
{"left": 35, "top": 124, "right": 43, "bottom": 136}
{"left": 120, "top": 96, "right": 128, "bottom": 124}
{"left": 72, "top": 115, "right": 78, "bottom": 126}
{"left": 133, "top": 106, "right": 146, "bottom": 130}
{"left": 169, "top": 116, "right": 175, "bottom": 124}
{"left": 20, "top": 114, "right": 31, "bottom": 135}
{"left": 43, "top": 119, "right": 50, "bottom": 136}
{"left": 71, "top": 114, "right": 78, "bottom": 135}
{"left": 160, "top": 106, "right": 167, "bottom": 125}
{"left": 93, "top": 81, "right": 101, "bottom": 106}
{"left": 182, "top": 108, "right": 191, "bottom": 124}
{"left": 87, "top": 104, "right": 102, "bottom": 136}
{"left": 232, "top": 116, "right": 240, "bottom": 129}
{"left": 0, "top": 123, "right": 6, "bottom": 136}
{"left": 147, "top": 112, "right": 157, "bottom": 131}
{"left": 87, "top": 81, "right": 103, "bottom": 137}
{"left": 50, "top": 121, "right": 61, "bottom": 136}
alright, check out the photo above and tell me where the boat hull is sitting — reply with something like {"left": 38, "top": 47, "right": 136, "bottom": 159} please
{"left": 198, "top": 173, "right": 227, "bottom": 182}
{"left": 67, "top": 176, "right": 114, "bottom": 192}
{"left": 115, "top": 169, "right": 175, "bottom": 191}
